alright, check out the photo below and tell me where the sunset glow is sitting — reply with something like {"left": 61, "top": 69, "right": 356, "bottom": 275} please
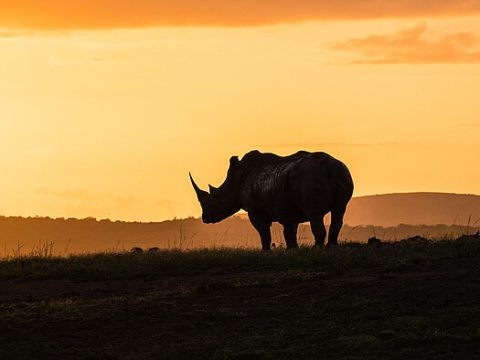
{"left": 1, "top": 2, "right": 480, "bottom": 221}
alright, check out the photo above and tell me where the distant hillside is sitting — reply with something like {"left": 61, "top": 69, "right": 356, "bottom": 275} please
{"left": 345, "top": 192, "right": 480, "bottom": 227}
{"left": 1, "top": 192, "right": 479, "bottom": 256}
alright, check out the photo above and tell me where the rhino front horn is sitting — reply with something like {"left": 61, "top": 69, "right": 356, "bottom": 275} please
{"left": 189, "top": 173, "right": 209, "bottom": 201}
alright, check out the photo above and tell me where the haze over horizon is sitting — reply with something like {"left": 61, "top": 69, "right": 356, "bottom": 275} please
{"left": 2, "top": 191, "right": 480, "bottom": 224}
{"left": 1, "top": 1, "right": 480, "bottom": 221}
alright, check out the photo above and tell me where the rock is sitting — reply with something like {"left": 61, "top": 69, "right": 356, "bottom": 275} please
{"left": 368, "top": 237, "right": 383, "bottom": 246}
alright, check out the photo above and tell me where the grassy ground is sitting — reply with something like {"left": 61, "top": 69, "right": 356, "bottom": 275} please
{"left": 1, "top": 238, "right": 480, "bottom": 359}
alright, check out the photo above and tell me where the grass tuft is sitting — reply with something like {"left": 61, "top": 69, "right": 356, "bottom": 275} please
{"left": 0, "top": 237, "right": 479, "bottom": 281}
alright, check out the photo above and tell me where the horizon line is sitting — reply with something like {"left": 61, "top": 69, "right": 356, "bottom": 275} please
{"left": 2, "top": 191, "right": 479, "bottom": 223}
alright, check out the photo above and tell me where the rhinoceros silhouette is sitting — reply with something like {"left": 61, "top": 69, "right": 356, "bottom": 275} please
{"left": 190, "top": 150, "right": 354, "bottom": 250}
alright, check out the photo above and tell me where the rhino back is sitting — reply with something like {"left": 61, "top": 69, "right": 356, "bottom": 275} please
{"left": 238, "top": 151, "right": 352, "bottom": 222}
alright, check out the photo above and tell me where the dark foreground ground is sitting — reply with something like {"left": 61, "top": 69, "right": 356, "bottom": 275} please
{"left": 1, "top": 238, "right": 480, "bottom": 360}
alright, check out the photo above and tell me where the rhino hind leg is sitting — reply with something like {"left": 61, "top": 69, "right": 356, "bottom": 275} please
{"left": 310, "top": 216, "right": 327, "bottom": 246}
{"left": 327, "top": 207, "right": 346, "bottom": 246}
{"left": 283, "top": 223, "right": 299, "bottom": 249}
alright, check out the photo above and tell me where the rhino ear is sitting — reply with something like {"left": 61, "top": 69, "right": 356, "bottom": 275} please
{"left": 230, "top": 156, "right": 239, "bottom": 167}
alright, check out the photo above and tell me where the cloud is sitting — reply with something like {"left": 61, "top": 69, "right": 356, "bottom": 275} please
{"left": 331, "top": 23, "right": 480, "bottom": 64}
{"left": 1, "top": 1, "right": 480, "bottom": 30}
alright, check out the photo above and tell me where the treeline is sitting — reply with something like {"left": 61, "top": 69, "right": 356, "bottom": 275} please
{"left": 0, "top": 215, "right": 478, "bottom": 256}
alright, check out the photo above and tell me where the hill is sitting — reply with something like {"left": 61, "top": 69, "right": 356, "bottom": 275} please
{"left": 346, "top": 192, "right": 480, "bottom": 227}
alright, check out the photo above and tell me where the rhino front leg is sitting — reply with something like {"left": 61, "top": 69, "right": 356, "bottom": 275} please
{"left": 248, "top": 212, "right": 272, "bottom": 251}
{"left": 283, "top": 223, "right": 299, "bottom": 249}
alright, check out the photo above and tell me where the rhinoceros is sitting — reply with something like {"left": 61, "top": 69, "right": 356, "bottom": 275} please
{"left": 190, "top": 150, "right": 353, "bottom": 250}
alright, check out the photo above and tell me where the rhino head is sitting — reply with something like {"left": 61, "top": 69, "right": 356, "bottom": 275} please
{"left": 190, "top": 156, "right": 242, "bottom": 224}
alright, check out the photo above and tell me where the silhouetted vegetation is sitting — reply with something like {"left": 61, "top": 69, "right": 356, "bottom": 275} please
{"left": 2, "top": 193, "right": 480, "bottom": 256}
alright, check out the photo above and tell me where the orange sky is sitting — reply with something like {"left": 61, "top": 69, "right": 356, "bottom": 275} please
{"left": 2, "top": 1, "right": 480, "bottom": 29}
{"left": 1, "top": 2, "right": 480, "bottom": 221}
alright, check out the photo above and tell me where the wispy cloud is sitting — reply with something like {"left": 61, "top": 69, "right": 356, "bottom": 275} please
{"left": 37, "top": 188, "right": 100, "bottom": 201}
{"left": 37, "top": 188, "right": 135, "bottom": 208}
{"left": 1, "top": 1, "right": 480, "bottom": 30}
{"left": 259, "top": 142, "right": 413, "bottom": 149}
{"left": 331, "top": 23, "right": 480, "bottom": 64}
{"left": 455, "top": 123, "right": 480, "bottom": 127}
{"left": 0, "top": 30, "right": 33, "bottom": 37}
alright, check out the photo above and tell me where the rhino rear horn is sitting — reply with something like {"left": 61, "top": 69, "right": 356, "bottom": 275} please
{"left": 209, "top": 184, "right": 220, "bottom": 195}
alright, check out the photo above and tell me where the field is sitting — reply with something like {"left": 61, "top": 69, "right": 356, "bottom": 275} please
{"left": 1, "top": 238, "right": 480, "bottom": 359}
